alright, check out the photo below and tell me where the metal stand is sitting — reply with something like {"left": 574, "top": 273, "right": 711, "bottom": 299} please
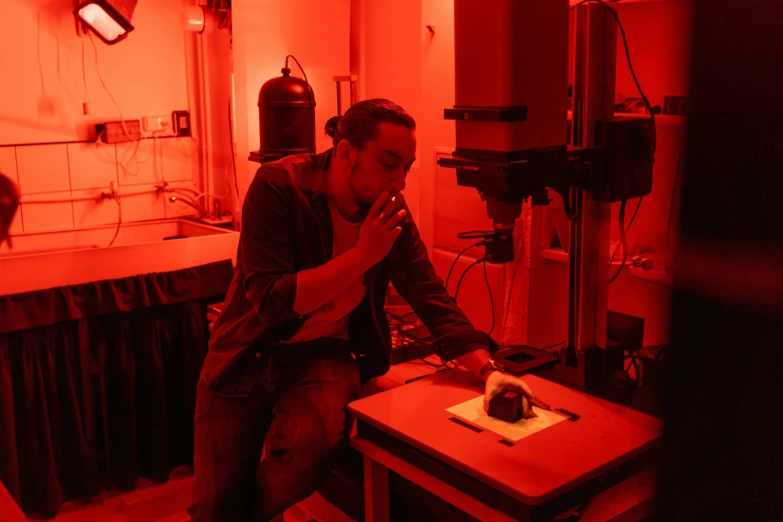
{"left": 559, "top": 1, "right": 618, "bottom": 391}
{"left": 334, "top": 75, "right": 358, "bottom": 116}
{"left": 438, "top": 1, "right": 649, "bottom": 392}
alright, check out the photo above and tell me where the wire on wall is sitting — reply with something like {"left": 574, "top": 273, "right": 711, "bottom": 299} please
{"left": 107, "top": 196, "right": 122, "bottom": 247}
{"left": 86, "top": 31, "right": 154, "bottom": 182}
{"left": 81, "top": 35, "right": 89, "bottom": 113}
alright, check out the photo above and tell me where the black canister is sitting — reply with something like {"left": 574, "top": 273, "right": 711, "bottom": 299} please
{"left": 258, "top": 67, "right": 315, "bottom": 156}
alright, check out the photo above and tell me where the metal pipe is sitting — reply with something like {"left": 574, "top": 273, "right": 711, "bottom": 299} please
{"left": 198, "top": 23, "right": 214, "bottom": 217}
{"left": 21, "top": 187, "right": 159, "bottom": 204}
{"left": 168, "top": 194, "right": 213, "bottom": 219}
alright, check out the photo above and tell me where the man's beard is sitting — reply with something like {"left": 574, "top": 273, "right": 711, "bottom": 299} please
{"left": 348, "top": 161, "right": 373, "bottom": 216}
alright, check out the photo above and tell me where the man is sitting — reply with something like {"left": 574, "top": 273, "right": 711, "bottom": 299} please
{"left": 0, "top": 171, "right": 20, "bottom": 249}
{"left": 190, "top": 99, "right": 542, "bottom": 521}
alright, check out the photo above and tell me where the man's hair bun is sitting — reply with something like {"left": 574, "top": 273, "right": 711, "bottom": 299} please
{"left": 324, "top": 116, "right": 341, "bottom": 139}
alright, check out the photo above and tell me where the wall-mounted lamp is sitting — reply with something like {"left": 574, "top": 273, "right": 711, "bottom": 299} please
{"left": 74, "top": 0, "right": 138, "bottom": 45}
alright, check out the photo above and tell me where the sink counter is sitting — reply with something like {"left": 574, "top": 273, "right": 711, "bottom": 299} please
{"left": 0, "top": 219, "right": 239, "bottom": 296}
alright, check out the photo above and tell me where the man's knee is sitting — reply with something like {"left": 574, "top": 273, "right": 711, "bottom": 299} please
{"left": 267, "top": 420, "right": 346, "bottom": 470}
{"left": 268, "top": 381, "right": 356, "bottom": 460}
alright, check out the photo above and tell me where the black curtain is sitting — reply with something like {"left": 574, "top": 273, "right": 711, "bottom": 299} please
{"left": 655, "top": 1, "right": 783, "bottom": 520}
{"left": 0, "top": 260, "right": 233, "bottom": 518}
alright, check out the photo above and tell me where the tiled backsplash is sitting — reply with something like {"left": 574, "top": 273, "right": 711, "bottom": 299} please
{"left": 0, "top": 137, "right": 197, "bottom": 236}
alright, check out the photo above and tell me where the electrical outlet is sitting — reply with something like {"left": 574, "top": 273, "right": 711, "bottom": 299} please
{"left": 142, "top": 115, "right": 169, "bottom": 133}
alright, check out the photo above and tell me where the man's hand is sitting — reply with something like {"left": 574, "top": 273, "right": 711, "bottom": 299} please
{"left": 483, "top": 371, "right": 540, "bottom": 419}
{"left": 356, "top": 191, "right": 407, "bottom": 266}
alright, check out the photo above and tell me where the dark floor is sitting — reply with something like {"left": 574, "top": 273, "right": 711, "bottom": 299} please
{"left": 46, "top": 466, "right": 355, "bottom": 522}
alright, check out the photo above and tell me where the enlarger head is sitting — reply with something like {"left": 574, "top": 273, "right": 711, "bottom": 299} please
{"left": 438, "top": 0, "right": 571, "bottom": 255}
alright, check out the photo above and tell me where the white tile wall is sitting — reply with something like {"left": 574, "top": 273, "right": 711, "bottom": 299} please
{"left": 20, "top": 197, "right": 74, "bottom": 232}
{"left": 0, "top": 147, "right": 17, "bottom": 179}
{"left": 160, "top": 138, "right": 194, "bottom": 182}
{"left": 73, "top": 189, "right": 119, "bottom": 228}
{"left": 1, "top": 136, "right": 194, "bottom": 236}
{"left": 117, "top": 139, "right": 161, "bottom": 187}
{"left": 16, "top": 144, "right": 70, "bottom": 194}
{"left": 6, "top": 207, "right": 23, "bottom": 237}
{"left": 119, "top": 185, "right": 167, "bottom": 223}
{"left": 67, "top": 142, "right": 119, "bottom": 191}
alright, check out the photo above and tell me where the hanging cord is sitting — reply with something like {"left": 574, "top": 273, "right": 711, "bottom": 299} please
{"left": 107, "top": 196, "right": 122, "bottom": 247}
{"left": 454, "top": 258, "right": 489, "bottom": 302}
{"left": 445, "top": 242, "right": 483, "bottom": 292}
{"left": 285, "top": 55, "right": 313, "bottom": 109}
{"left": 570, "top": 0, "right": 656, "bottom": 128}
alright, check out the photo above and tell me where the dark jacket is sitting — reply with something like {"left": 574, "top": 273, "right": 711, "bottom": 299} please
{"left": 202, "top": 149, "right": 493, "bottom": 397}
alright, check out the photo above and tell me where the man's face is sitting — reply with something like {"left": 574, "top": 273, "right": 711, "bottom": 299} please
{"left": 347, "top": 123, "right": 416, "bottom": 212}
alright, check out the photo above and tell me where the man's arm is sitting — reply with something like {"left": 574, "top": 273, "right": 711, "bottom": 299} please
{"left": 386, "top": 196, "right": 494, "bottom": 380}
{"left": 294, "top": 190, "right": 407, "bottom": 315}
{"left": 457, "top": 348, "right": 494, "bottom": 381}
{"left": 242, "top": 172, "right": 402, "bottom": 322}
{"left": 241, "top": 168, "right": 369, "bottom": 325}
{"left": 388, "top": 197, "right": 541, "bottom": 416}
{"left": 293, "top": 248, "right": 369, "bottom": 315}
{"left": 240, "top": 168, "right": 300, "bottom": 326}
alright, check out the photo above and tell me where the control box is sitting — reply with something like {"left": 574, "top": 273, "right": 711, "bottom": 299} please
{"left": 172, "top": 110, "right": 192, "bottom": 137}
{"left": 95, "top": 120, "right": 141, "bottom": 144}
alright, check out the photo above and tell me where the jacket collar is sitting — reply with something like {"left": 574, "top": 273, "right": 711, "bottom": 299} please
{"left": 296, "top": 148, "right": 334, "bottom": 261}
{"left": 308, "top": 148, "right": 332, "bottom": 204}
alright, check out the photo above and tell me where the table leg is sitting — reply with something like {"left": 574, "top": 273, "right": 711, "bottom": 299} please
{"left": 364, "top": 454, "right": 390, "bottom": 522}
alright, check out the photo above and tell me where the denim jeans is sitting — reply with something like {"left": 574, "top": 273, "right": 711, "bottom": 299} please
{"left": 188, "top": 338, "right": 361, "bottom": 521}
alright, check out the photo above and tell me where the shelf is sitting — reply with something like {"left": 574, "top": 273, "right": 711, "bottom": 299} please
{"left": 540, "top": 248, "right": 673, "bottom": 286}
{"left": 566, "top": 110, "right": 686, "bottom": 127}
